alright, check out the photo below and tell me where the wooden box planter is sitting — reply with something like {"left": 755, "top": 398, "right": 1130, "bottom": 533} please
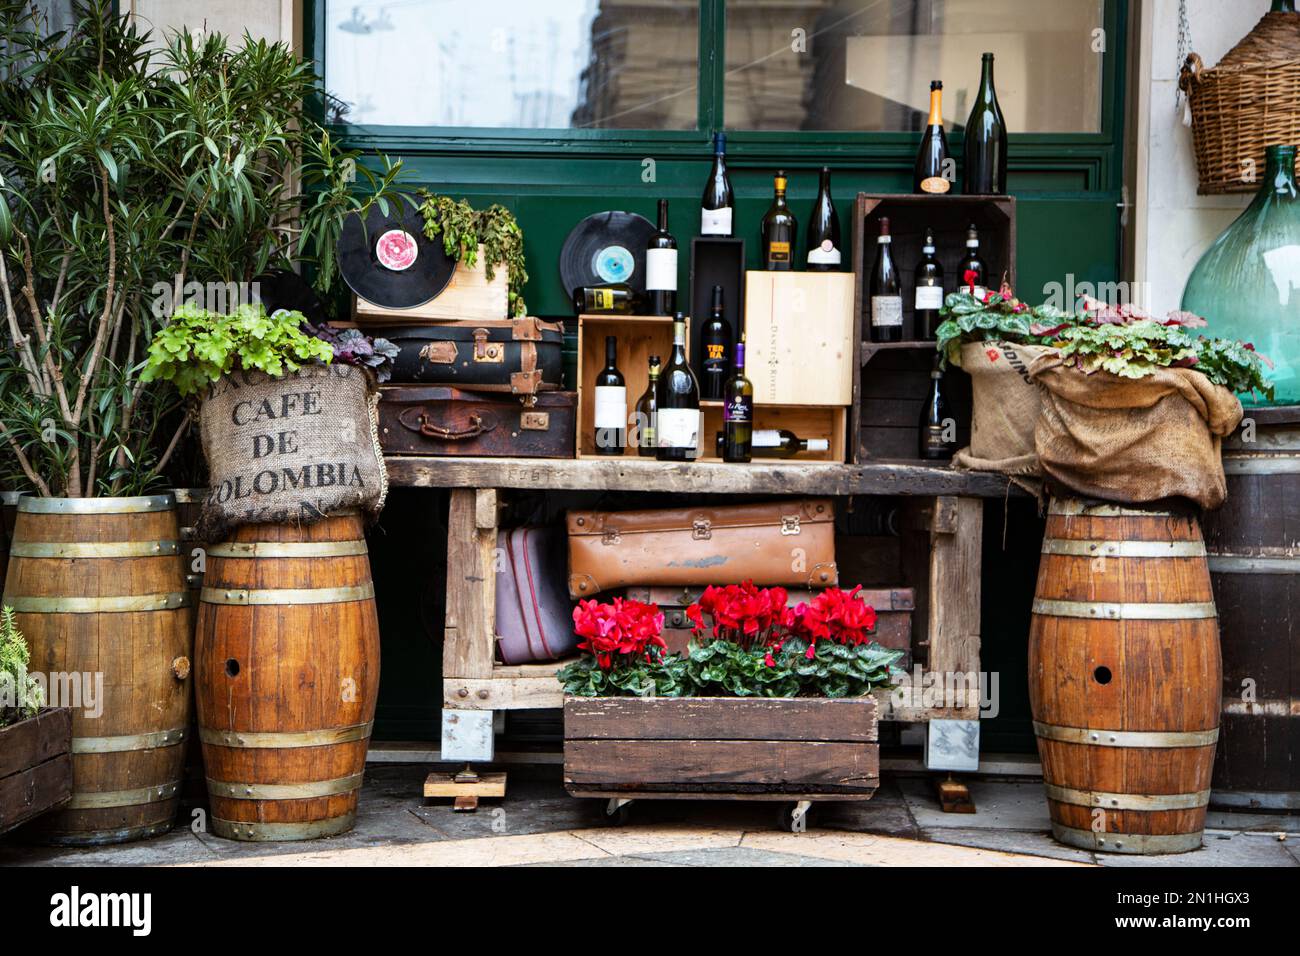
{"left": 563, "top": 696, "right": 879, "bottom": 805}
{"left": 0, "top": 707, "right": 73, "bottom": 836}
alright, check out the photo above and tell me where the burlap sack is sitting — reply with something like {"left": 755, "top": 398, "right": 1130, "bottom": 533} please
{"left": 1029, "top": 354, "right": 1243, "bottom": 510}
{"left": 198, "top": 363, "right": 388, "bottom": 536}
{"left": 952, "top": 341, "right": 1057, "bottom": 477}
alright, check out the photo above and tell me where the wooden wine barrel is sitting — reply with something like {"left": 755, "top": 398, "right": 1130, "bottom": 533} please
{"left": 0, "top": 490, "right": 24, "bottom": 592}
{"left": 195, "top": 512, "right": 379, "bottom": 841}
{"left": 2, "top": 495, "right": 194, "bottom": 845}
{"left": 1029, "top": 498, "right": 1221, "bottom": 854}
{"left": 1201, "top": 412, "right": 1300, "bottom": 811}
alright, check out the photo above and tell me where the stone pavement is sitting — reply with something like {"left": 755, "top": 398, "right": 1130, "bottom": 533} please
{"left": 3, "top": 766, "right": 1297, "bottom": 867}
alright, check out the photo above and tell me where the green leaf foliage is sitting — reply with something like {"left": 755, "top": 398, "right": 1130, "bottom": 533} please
{"left": 417, "top": 191, "right": 529, "bottom": 317}
{"left": 0, "top": 606, "right": 44, "bottom": 727}
{"left": 556, "top": 637, "right": 904, "bottom": 700}
{"left": 141, "top": 302, "right": 334, "bottom": 397}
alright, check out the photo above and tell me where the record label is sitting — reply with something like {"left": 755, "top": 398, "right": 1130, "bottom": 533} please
{"left": 594, "top": 245, "right": 634, "bottom": 284}
{"left": 376, "top": 229, "right": 418, "bottom": 271}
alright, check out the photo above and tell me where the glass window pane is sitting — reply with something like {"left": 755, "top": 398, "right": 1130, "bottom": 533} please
{"left": 323, "top": 0, "right": 700, "bottom": 130}
{"left": 724, "top": 0, "right": 1105, "bottom": 133}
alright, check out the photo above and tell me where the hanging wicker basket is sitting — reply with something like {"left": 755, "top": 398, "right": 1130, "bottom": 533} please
{"left": 1180, "top": 9, "right": 1300, "bottom": 195}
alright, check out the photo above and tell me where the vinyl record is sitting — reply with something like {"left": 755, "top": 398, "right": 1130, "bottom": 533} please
{"left": 337, "top": 200, "right": 456, "bottom": 309}
{"left": 559, "top": 210, "right": 656, "bottom": 297}
{"left": 253, "top": 269, "right": 327, "bottom": 325}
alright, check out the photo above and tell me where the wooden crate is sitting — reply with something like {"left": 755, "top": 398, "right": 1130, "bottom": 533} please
{"left": 575, "top": 314, "right": 679, "bottom": 458}
{"left": 0, "top": 707, "right": 72, "bottom": 835}
{"left": 859, "top": 344, "right": 972, "bottom": 461}
{"left": 688, "top": 237, "right": 745, "bottom": 373}
{"left": 564, "top": 696, "right": 879, "bottom": 798}
{"left": 743, "top": 270, "right": 856, "bottom": 407}
{"left": 355, "top": 244, "right": 508, "bottom": 324}
{"left": 852, "top": 194, "right": 1017, "bottom": 342}
{"left": 700, "top": 401, "right": 847, "bottom": 463}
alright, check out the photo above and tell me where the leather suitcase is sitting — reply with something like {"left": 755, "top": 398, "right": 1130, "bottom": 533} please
{"left": 378, "top": 386, "right": 576, "bottom": 458}
{"left": 567, "top": 499, "right": 837, "bottom": 599}
{"left": 496, "top": 526, "right": 578, "bottom": 664}
{"left": 625, "top": 585, "right": 914, "bottom": 664}
{"left": 375, "top": 319, "right": 564, "bottom": 394}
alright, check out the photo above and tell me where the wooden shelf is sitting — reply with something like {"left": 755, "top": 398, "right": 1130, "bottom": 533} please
{"left": 384, "top": 455, "right": 1022, "bottom": 497}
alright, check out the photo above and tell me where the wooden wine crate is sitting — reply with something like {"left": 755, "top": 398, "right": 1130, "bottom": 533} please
{"left": 0, "top": 707, "right": 73, "bottom": 836}
{"left": 354, "top": 244, "right": 508, "bottom": 324}
{"left": 575, "top": 314, "right": 681, "bottom": 458}
{"left": 700, "top": 402, "right": 847, "bottom": 463}
{"left": 564, "top": 696, "right": 879, "bottom": 798}
{"left": 688, "top": 237, "right": 745, "bottom": 373}
{"left": 743, "top": 271, "right": 856, "bottom": 406}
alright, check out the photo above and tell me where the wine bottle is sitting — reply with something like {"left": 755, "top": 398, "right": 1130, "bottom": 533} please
{"left": 573, "top": 283, "right": 645, "bottom": 315}
{"left": 716, "top": 428, "right": 829, "bottom": 459}
{"left": 760, "top": 169, "right": 797, "bottom": 271}
{"left": 634, "top": 355, "right": 661, "bottom": 457}
{"left": 593, "top": 336, "right": 626, "bottom": 456}
{"left": 962, "top": 52, "right": 1008, "bottom": 195}
{"left": 655, "top": 314, "right": 701, "bottom": 461}
{"left": 700, "top": 284, "right": 733, "bottom": 401}
{"left": 806, "top": 166, "right": 842, "bottom": 271}
{"left": 914, "top": 227, "right": 945, "bottom": 340}
{"left": 722, "top": 339, "right": 753, "bottom": 463}
{"left": 868, "top": 217, "right": 903, "bottom": 343}
{"left": 919, "top": 360, "right": 957, "bottom": 460}
{"left": 959, "top": 224, "right": 988, "bottom": 301}
{"left": 914, "top": 81, "right": 951, "bottom": 194}
{"left": 700, "top": 132, "right": 734, "bottom": 237}
{"left": 646, "top": 199, "right": 677, "bottom": 316}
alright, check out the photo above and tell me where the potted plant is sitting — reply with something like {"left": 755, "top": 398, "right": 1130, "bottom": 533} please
{"left": 0, "top": 4, "right": 401, "bottom": 843}
{"left": 558, "top": 583, "right": 902, "bottom": 824}
{"left": 0, "top": 606, "right": 72, "bottom": 836}
{"left": 416, "top": 191, "right": 530, "bottom": 318}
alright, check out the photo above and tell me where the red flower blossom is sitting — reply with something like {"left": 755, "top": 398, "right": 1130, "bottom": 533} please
{"left": 963, "top": 269, "right": 979, "bottom": 294}
{"left": 789, "top": 585, "right": 878, "bottom": 651}
{"left": 573, "top": 597, "right": 665, "bottom": 670}
{"left": 686, "top": 581, "right": 795, "bottom": 649}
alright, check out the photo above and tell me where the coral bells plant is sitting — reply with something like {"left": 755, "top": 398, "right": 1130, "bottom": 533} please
{"left": 571, "top": 598, "right": 666, "bottom": 670}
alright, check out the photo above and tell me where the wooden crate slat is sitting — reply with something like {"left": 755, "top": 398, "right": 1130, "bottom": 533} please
{"left": 0, "top": 707, "right": 71, "bottom": 779}
{"left": 564, "top": 696, "right": 878, "bottom": 742}
{"left": 563, "top": 739, "right": 879, "bottom": 792}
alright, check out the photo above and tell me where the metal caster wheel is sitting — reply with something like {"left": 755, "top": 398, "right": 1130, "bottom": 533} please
{"left": 603, "top": 798, "right": 633, "bottom": 826}
{"left": 776, "top": 800, "right": 813, "bottom": 833}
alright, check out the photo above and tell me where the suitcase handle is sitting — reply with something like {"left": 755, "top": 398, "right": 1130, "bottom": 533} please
{"left": 399, "top": 407, "right": 497, "bottom": 441}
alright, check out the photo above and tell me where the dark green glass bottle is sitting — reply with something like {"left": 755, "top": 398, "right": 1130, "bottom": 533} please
{"left": 962, "top": 53, "right": 1008, "bottom": 195}
{"left": 722, "top": 340, "right": 753, "bottom": 463}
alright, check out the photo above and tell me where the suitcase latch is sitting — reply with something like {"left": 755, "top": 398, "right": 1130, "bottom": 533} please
{"left": 601, "top": 529, "right": 621, "bottom": 545}
{"left": 692, "top": 518, "right": 712, "bottom": 540}
{"left": 520, "top": 411, "right": 550, "bottom": 431}
{"left": 781, "top": 515, "right": 801, "bottom": 535}
{"left": 472, "top": 329, "right": 504, "bottom": 363}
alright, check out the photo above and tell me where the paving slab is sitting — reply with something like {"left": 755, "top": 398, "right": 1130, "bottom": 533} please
{"left": 899, "top": 777, "right": 1053, "bottom": 831}
{"left": 919, "top": 826, "right": 1096, "bottom": 864}
{"left": 1095, "top": 830, "right": 1299, "bottom": 868}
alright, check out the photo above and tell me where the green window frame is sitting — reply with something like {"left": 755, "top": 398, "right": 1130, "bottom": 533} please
{"left": 305, "top": 0, "right": 1129, "bottom": 193}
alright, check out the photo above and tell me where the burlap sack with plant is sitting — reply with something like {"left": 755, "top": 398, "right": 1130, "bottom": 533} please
{"left": 1028, "top": 353, "right": 1243, "bottom": 510}
{"left": 198, "top": 363, "right": 388, "bottom": 537}
{"left": 952, "top": 341, "right": 1057, "bottom": 477}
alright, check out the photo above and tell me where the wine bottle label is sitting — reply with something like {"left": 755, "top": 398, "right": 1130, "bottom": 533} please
{"left": 656, "top": 408, "right": 700, "bottom": 449}
{"left": 871, "top": 295, "right": 903, "bottom": 327}
{"left": 723, "top": 395, "right": 752, "bottom": 424}
{"left": 753, "top": 429, "right": 782, "bottom": 447}
{"left": 591, "top": 288, "right": 615, "bottom": 310}
{"left": 700, "top": 207, "right": 733, "bottom": 235}
{"left": 594, "top": 386, "right": 627, "bottom": 430}
{"left": 766, "top": 241, "right": 791, "bottom": 264}
{"left": 923, "top": 426, "right": 951, "bottom": 452}
{"left": 915, "top": 285, "right": 944, "bottom": 310}
{"left": 807, "top": 240, "right": 842, "bottom": 265}
{"left": 972, "top": 285, "right": 988, "bottom": 301}
{"left": 920, "top": 176, "right": 950, "bottom": 195}
{"left": 807, "top": 439, "right": 830, "bottom": 452}
{"left": 645, "top": 248, "right": 678, "bottom": 291}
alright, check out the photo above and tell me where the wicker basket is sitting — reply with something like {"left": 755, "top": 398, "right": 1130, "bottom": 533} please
{"left": 1180, "top": 10, "right": 1300, "bottom": 195}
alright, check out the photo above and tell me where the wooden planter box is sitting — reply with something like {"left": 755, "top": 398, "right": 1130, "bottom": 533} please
{"left": 0, "top": 707, "right": 73, "bottom": 835}
{"left": 563, "top": 696, "right": 879, "bottom": 800}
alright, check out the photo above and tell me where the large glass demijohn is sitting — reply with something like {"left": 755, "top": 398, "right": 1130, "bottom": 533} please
{"left": 1182, "top": 144, "right": 1300, "bottom": 405}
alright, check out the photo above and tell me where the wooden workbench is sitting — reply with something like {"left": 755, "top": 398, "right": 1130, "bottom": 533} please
{"left": 387, "top": 456, "right": 1016, "bottom": 763}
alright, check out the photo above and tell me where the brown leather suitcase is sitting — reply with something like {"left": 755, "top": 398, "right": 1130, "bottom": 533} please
{"left": 379, "top": 386, "right": 576, "bottom": 458}
{"left": 624, "top": 585, "right": 914, "bottom": 665}
{"left": 567, "top": 499, "right": 837, "bottom": 599}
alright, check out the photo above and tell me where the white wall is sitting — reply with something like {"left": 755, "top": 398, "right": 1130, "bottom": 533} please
{"left": 124, "top": 0, "right": 300, "bottom": 51}
{"left": 1134, "top": 0, "right": 1272, "bottom": 316}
